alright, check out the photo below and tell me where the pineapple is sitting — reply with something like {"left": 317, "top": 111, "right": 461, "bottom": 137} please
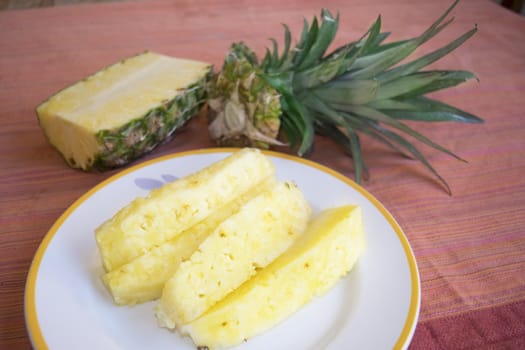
{"left": 207, "top": 43, "right": 283, "bottom": 149}
{"left": 155, "top": 181, "right": 312, "bottom": 328}
{"left": 207, "top": 1, "right": 483, "bottom": 193}
{"left": 95, "top": 148, "right": 275, "bottom": 272}
{"left": 102, "top": 176, "right": 276, "bottom": 305}
{"left": 36, "top": 51, "right": 211, "bottom": 170}
{"left": 181, "top": 205, "right": 365, "bottom": 350}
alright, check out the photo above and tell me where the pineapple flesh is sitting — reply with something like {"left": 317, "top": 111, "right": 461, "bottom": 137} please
{"left": 102, "top": 176, "right": 276, "bottom": 305}
{"left": 155, "top": 181, "right": 312, "bottom": 328}
{"left": 95, "top": 148, "right": 275, "bottom": 272}
{"left": 36, "top": 51, "right": 211, "bottom": 170}
{"left": 180, "top": 205, "right": 365, "bottom": 350}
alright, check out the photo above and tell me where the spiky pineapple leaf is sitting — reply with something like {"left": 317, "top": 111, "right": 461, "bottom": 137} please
{"left": 278, "top": 24, "right": 293, "bottom": 68}
{"left": 335, "top": 104, "right": 466, "bottom": 162}
{"left": 314, "top": 117, "right": 370, "bottom": 182}
{"left": 327, "top": 18, "right": 386, "bottom": 60}
{"left": 263, "top": 70, "right": 314, "bottom": 153}
{"left": 313, "top": 79, "right": 379, "bottom": 105}
{"left": 378, "top": 26, "right": 478, "bottom": 83}
{"left": 342, "top": 115, "right": 414, "bottom": 159}
{"left": 391, "top": 71, "right": 477, "bottom": 99}
{"left": 375, "top": 70, "right": 475, "bottom": 100}
{"left": 292, "top": 17, "right": 320, "bottom": 69}
{"left": 280, "top": 95, "right": 314, "bottom": 155}
{"left": 419, "top": 0, "right": 460, "bottom": 45}
{"left": 367, "top": 122, "right": 452, "bottom": 194}
{"left": 345, "top": 40, "right": 420, "bottom": 79}
{"left": 293, "top": 45, "right": 353, "bottom": 89}
{"left": 380, "top": 96, "right": 484, "bottom": 123}
{"left": 297, "top": 9, "right": 339, "bottom": 70}
{"left": 346, "top": 126, "right": 365, "bottom": 184}
{"left": 339, "top": 16, "right": 383, "bottom": 72}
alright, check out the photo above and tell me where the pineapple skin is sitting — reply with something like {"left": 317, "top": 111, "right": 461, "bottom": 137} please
{"left": 102, "top": 176, "right": 277, "bottom": 305}
{"left": 92, "top": 77, "right": 209, "bottom": 170}
{"left": 155, "top": 181, "right": 312, "bottom": 328}
{"left": 181, "top": 205, "right": 365, "bottom": 350}
{"left": 36, "top": 51, "right": 212, "bottom": 171}
{"left": 95, "top": 148, "right": 276, "bottom": 272}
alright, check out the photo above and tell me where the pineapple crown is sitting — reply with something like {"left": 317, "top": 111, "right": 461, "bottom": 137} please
{"left": 208, "top": 0, "right": 483, "bottom": 194}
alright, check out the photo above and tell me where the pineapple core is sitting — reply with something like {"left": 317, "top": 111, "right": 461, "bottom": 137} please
{"left": 179, "top": 205, "right": 365, "bottom": 350}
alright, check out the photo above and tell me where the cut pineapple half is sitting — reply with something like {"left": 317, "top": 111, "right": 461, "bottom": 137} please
{"left": 36, "top": 51, "right": 212, "bottom": 170}
{"left": 95, "top": 148, "right": 276, "bottom": 272}
{"left": 102, "top": 176, "right": 277, "bottom": 305}
{"left": 155, "top": 181, "right": 312, "bottom": 328}
{"left": 180, "top": 205, "right": 365, "bottom": 350}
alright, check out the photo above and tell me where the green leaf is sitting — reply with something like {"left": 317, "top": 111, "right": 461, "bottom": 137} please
{"left": 383, "top": 96, "right": 484, "bottom": 123}
{"left": 301, "top": 90, "right": 347, "bottom": 124}
{"left": 261, "top": 48, "right": 273, "bottom": 68}
{"left": 344, "top": 40, "right": 419, "bottom": 80}
{"left": 346, "top": 126, "right": 365, "bottom": 183}
{"left": 333, "top": 104, "right": 466, "bottom": 162}
{"left": 418, "top": 0, "right": 460, "bottom": 46}
{"left": 391, "top": 70, "right": 478, "bottom": 99}
{"left": 359, "top": 32, "right": 393, "bottom": 55}
{"left": 313, "top": 118, "right": 370, "bottom": 182}
{"left": 313, "top": 79, "right": 379, "bottom": 105}
{"left": 344, "top": 0, "right": 462, "bottom": 81}
{"left": 366, "top": 99, "right": 418, "bottom": 111}
{"left": 297, "top": 9, "right": 339, "bottom": 70}
{"left": 280, "top": 111, "right": 301, "bottom": 147}
{"left": 277, "top": 24, "right": 293, "bottom": 69}
{"left": 293, "top": 45, "right": 353, "bottom": 89}
{"left": 268, "top": 38, "right": 280, "bottom": 69}
{"left": 367, "top": 122, "right": 452, "bottom": 194}
{"left": 324, "top": 15, "right": 383, "bottom": 76}
{"left": 261, "top": 70, "right": 294, "bottom": 95}
{"left": 375, "top": 71, "right": 474, "bottom": 100}
{"left": 292, "top": 17, "right": 320, "bottom": 69}
{"left": 344, "top": 16, "right": 383, "bottom": 67}
{"left": 378, "top": 26, "right": 478, "bottom": 83}
{"left": 363, "top": 37, "right": 409, "bottom": 56}
{"left": 281, "top": 95, "right": 315, "bottom": 156}
{"left": 297, "top": 104, "right": 315, "bottom": 156}
{"left": 345, "top": 115, "right": 413, "bottom": 159}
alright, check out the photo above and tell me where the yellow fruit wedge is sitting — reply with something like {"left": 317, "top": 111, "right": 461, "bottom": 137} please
{"left": 102, "top": 176, "right": 276, "bottom": 305}
{"left": 155, "top": 181, "right": 312, "bottom": 328}
{"left": 180, "top": 205, "right": 365, "bottom": 350}
{"left": 95, "top": 148, "right": 275, "bottom": 272}
{"left": 36, "top": 51, "right": 211, "bottom": 170}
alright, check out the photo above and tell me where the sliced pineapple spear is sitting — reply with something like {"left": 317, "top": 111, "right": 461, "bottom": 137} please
{"left": 102, "top": 176, "right": 276, "bottom": 305}
{"left": 180, "top": 205, "right": 365, "bottom": 350}
{"left": 155, "top": 181, "right": 312, "bottom": 328}
{"left": 95, "top": 148, "right": 275, "bottom": 272}
{"left": 36, "top": 51, "right": 211, "bottom": 170}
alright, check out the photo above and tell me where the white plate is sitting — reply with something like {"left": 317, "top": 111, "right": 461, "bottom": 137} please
{"left": 25, "top": 148, "right": 420, "bottom": 350}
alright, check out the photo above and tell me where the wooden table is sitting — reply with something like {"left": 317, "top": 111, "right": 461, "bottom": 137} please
{"left": 1, "top": 0, "right": 524, "bottom": 348}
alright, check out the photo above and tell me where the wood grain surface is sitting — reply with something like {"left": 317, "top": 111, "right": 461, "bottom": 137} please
{"left": 1, "top": 0, "right": 525, "bottom": 348}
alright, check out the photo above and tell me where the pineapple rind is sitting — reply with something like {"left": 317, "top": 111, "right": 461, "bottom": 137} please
{"left": 36, "top": 51, "right": 212, "bottom": 171}
{"left": 95, "top": 148, "right": 276, "bottom": 272}
{"left": 92, "top": 78, "right": 210, "bottom": 170}
{"left": 102, "top": 176, "right": 277, "bottom": 305}
{"left": 155, "top": 181, "right": 312, "bottom": 327}
{"left": 181, "top": 205, "right": 365, "bottom": 350}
